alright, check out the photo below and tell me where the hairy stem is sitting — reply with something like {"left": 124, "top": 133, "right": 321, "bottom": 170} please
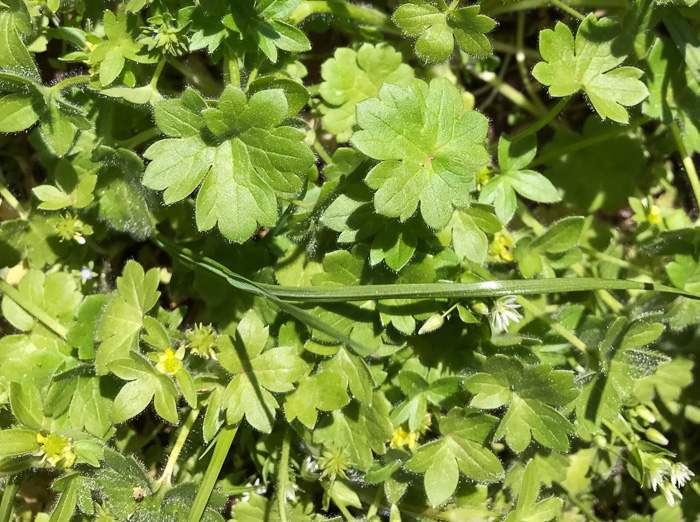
{"left": 513, "top": 96, "right": 571, "bottom": 141}
{"left": 49, "top": 74, "right": 92, "bottom": 92}
{"left": 289, "top": 1, "right": 398, "bottom": 34}
{"left": 550, "top": 0, "right": 587, "bottom": 20}
{"left": 159, "top": 406, "right": 200, "bottom": 488}
{"left": 516, "top": 295, "right": 591, "bottom": 355}
{"left": 0, "top": 180, "right": 27, "bottom": 219}
{"left": 116, "top": 127, "right": 161, "bottom": 150}
{"left": 0, "top": 477, "right": 20, "bottom": 522}
{"left": 278, "top": 428, "right": 291, "bottom": 522}
{"left": 671, "top": 121, "right": 700, "bottom": 219}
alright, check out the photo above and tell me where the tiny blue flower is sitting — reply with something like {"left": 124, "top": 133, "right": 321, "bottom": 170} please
{"left": 80, "top": 268, "right": 93, "bottom": 281}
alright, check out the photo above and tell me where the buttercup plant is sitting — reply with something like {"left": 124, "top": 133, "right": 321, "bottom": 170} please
{"left": 0, "top": 0, "right": 700, "bottom": 520}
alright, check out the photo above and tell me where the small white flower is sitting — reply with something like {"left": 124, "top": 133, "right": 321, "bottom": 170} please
{"left": 646, "top": 457, "right": 672, "bottom": 491}
{"left": 670, "top": 463, "right": 694, "bottom": 489}
{"left": 490, "top": 296, "right": 523, "bottom": 332}
{"left": 303, "top": 457, "right": 319, "bottom": 474}
{"left": 285, "top": 482, "right": 299, "bottom": 502}
{"left": 661, "top": 482, "right": 682, "bottom": 506}
{"left": 240, "top": 477, "right": 266, "bottom": 503}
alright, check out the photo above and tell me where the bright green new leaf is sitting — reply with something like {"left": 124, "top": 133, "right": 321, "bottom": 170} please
{"left": 405, "top": 407, "right": 503, "bottom": 506}
{"left": 0, "top": 92, "right": 40, "bottom": 132}
{"left": 109, "top": 352, "right": 180, "bottom": 424}
{"left": 95, "top": 261, "right": 160, "bottom": 375}
{"left": 464, "top": 355, "right": 578, "bottom": 452}
{"left": 503, "top": 459, "right": 563, "bottom": 522}
{"left": 218, "top": 310, "right": 309, "bottom": 433}
{"left": 352, "top": 77, "right": 489, "bottom": 230}
{"left": 438, "top": 205, "right": 501, "bottom": 264}
{"left": 33, "top": 159, "right": 97, "bottom": 210}
{"left": 393, "top": 1, "right": 496, "bottom": 63}
{"left": 144, "top": 86, "right": 315, "bottom": 242}
{"left": 0, "top": 8, "right": 40, "bottom": 81}
{"left": 0, "top": 429, "right": 40, "bottom": 457}
{"left": 480, "top": 135, "right": 560, "bottom": 224}
{"left": 532, "top": 15, "right": 648, "bottom": 123}
{"left": 88, "top": 10, "right": 156, "bottom": 85}
{"left": 319, "top": 43, "right": 414, "bottom": 141}
{"left": 284, "top": 371, "right": 350, "bottom": 427}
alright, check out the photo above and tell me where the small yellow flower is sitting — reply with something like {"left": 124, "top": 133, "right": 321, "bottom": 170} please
{"left": 36, "top": 432, "right": 76, "bottom": 468}
{"left": 156, "top": 347, "right": 185, "bottom": 376}
{"left": 647, "top": 205, "right": 662, "bottom": 225}
{"left": 489, "top": 232, "right": 514, "bottom": 262}
{"left": 390, "top": 426, "right": 419, "bottom": 450}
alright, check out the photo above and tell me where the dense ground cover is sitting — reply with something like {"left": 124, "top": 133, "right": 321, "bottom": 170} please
{"left": 1, "top": 0, "right": 700, "bottom": 520}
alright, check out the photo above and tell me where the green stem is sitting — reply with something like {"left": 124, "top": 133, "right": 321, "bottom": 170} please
{"left": 564, "top": 489, "right": 603, "bottom": 522}
{"left": 117, "top": 127, "right": 161, "bottom": 150}
{"left": 224, "top": 46, "right": 241, "bottom": 89}
{"left": 471, "top": 68, "right": 545, "bottom": 118}
{"left": 188, "top": 425, "right": 238, "bottom": 522}
{"left": 581, "top": 247, "right": 654, "bottom": 277}
{"left": 149, "top": 58, "right": 167, "bottom": 92}
{"left": 513, "top": 96, "right": 571, "bottom": 142}
{"left": 492, "top": 40, "right": 541, "bottom": 59}
{"left": 289, "top": 1, "right": 398, "bottom": 34}
{"left": 167, "top": 57, "right": 222, "bottom": 97}
{"left": 531, "top": 117, "right": 648, "bottom": 167}
{"left": 277, "top": 428, "right": 291, "bottom": 522}
{"left": 0, "top": 279, "right": 68, "bottom": 339}
{"left": 602, "top": 419, "right": 633, "bottom": 447}
{"left": 246, "top": 55, "right": 265, "bottom": 91}
{"left": 550, "top": 0, "right": 587, "bottom": 20}
{"left": 0, "top": 180, "right": 27, "bottom": 219}
{"left": 313, "top": 138, "right": 333, "bottom": 164}
{"left": 49, "top": 74, "right": 92, "bottom": 92}
{"left": 0, "top": 477, "right": 20, "bottom": 522}
{"left": 159, "top": 407, "right": 200, "bottom": 488}
{"left": 516, "top": 12, "right": 547, "bottom": 113}
{"left": 517, "top": 295, "right": 590, "bottom": 355}
{"left": 671, "top": 120, "right": 700, "bottom": 218}
{"left": 483, "top": 0, "right": 625, "bottom": 15}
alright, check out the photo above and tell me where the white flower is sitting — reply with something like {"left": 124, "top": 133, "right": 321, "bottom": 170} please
{"left": 303, "top": 457, "right": 319, "bottom": 474}
{"left": 646, "top": 457, "right": 672, "bottom": 491}
{"left": 490, "top": 296, "right": 523, "bottom": 332}
{"left": 240, "top": 477, "right": 266, "bottom": 503}
{"left": 670, "top": 463, "right": 694, "bottom": 489}
{"left": 661, "top": 482, "right": 682, "bottom": 506}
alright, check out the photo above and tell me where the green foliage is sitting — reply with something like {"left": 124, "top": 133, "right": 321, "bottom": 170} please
{"left": 533, "top": 14, "right": 649, "bottom": 123}
{"left": 0, "top": 0, "right": 698, "bottom": 520}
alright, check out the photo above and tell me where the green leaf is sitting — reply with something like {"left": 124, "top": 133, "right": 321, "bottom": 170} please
{"left": 314, "top": 392, "right": 394, "bottom": 471}
{"left": 283, "top": 371, "right": 350, "bottom": 428}
{"left": 464, "top": 355, "right": 577, "bottom": 452}
{"left": 529, "top": 217, "right": 584, "bottom": 254}
{"left": 0, "top": 92, "right": 40, "bottom": 132}
{"left": 504, "top": 459, "right": 562, "bottom": 522}
{"left": 405, "top": 408, "right": 503, "bottom": 506}
{"left": 88, "top": 10, "right": 156, "bottom": 85}
{"left": 440, "top": 206, "right": 501, "bottom": 264}
{"left": 319, "top": 43, "right": 414, "bottom": 141}
{"left": 0, "top": 429, "right": 40, "bottom": 457}
{"left": 393, "top": 1, "right": 496, "bottom": 63}
{"left": 352, "top": 77, "right": 489, "bottom": 230}
{"left": 218, "top": 310, "right": 309, "bottom": 433}
{"left": 95, "top": 261, "right": 160, "bottom": 375}
{"left": 0, "top": 9, "right": 40, "bottom": 80}
{"left": 532, "top": 15, "right": 648, "bottom": 123}
{"left": 480, "top": 135, "right": 560, "bottom": 224}
{"left": 144, "top": 86, "right": 315, "bottom": 242}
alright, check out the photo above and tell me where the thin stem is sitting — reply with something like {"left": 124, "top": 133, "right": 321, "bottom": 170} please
{"left": 224, "top": 46, "right": 241, "bottom": 89}
{"left": 289, "top": 1, "right": 399, "bottom": 34}
{"left": 0, "top": 279, "right": 68, "bottom": 340}
{"left": 49, "top": 74, "right": 92, "bottom": 92}
{"left": 149, "top": 58, "right": 167, "bottom": 92}
{"left": 564, "top": 489, "right": 603, "bottom": 522}
{"left": 313, "top": 138, "right": 333, "bottom": 165}
{"left": 581, "top": 247, "right": 654, "bottom": 277}
{"left": 117, "top": 127, "right": 161, "bottom": 150}
{"left": 159, "top": 407, "right": 200, "bottom": 488}
{"left": 671, "top": 120, "right": 700, "bottom": 219}
{"left": 0, "top": 477, "right": 20, "bottom": 522}
{"left": 512, "top": 96, "right": 571, "bottom": 142}
{"left": 188, "top": 425, "right": 238, "bottom": 522}
{"left": 0, "top": 180, "right": 27, "bottom": 219}
{"left": 167, "top": 57, "right": 222, "bottom": 97}
{"left": 516, "top": 12, "right": 547, "bottom": 112}
{"left": 517, "top": 295, "right": 590, "bottom": 355}
{"left": 602, "top": 418, "right": 633, "bottom": 447}
{"left": 492, "top": 40, "right": 540, "bottom": 59}
{"left": 246, "top": 55, "right": 265, "bottom": 91}
{"left": 550, "top": 0, "right": 587, "bottom": 20}
{"left": 483, "top": 0, "right": 624, "bottom": 15}
{"left": 277, "top": 428, "right": 291, "bottom": 522}
{"left": 531, "top": 117, "right": 648, "bottom": 167}
{"left": 470, "top": 68, "right": 545, "bottom": 118}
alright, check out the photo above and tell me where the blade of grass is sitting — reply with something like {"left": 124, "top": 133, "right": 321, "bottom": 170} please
{"left": 188, "top": 425, "right": 238, "bottom": 522}
{"left": 661, "top": 7, "right": 700, "bottom": 84}
{"left": 154, "top": 233, "right": 699, "bottom": 303}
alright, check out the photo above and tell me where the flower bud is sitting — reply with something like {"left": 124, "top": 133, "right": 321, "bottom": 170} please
{"left": 473, "top": 301, "right": 489, "bottom": 315}
{"left": 635, "top": 405, "right": 656, "bottom": 424}
{"left": 646, "top": 428, "right": 669, "bottom": 446}
{"left": 418, "top": 314, "right": 444, "bottom": 335}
